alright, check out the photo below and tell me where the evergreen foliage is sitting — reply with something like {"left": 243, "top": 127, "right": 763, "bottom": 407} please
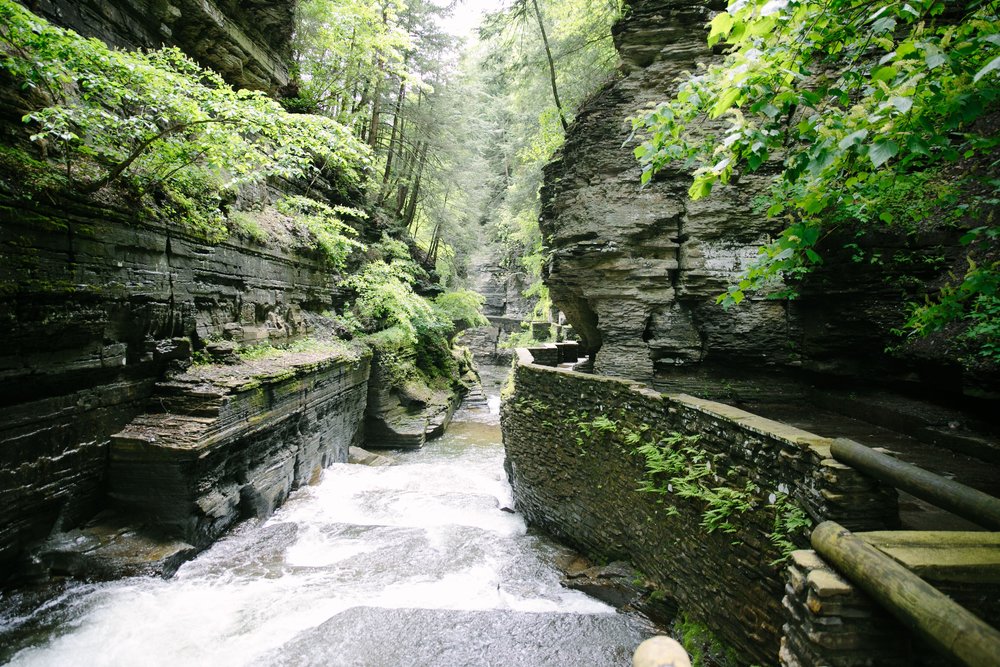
{"left": 477, "top": 0, "right": 624, "bottom": 316}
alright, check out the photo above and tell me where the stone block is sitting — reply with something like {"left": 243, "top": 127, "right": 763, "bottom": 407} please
{"left": 109, "top": 349, "right": 370, "bottom": 546}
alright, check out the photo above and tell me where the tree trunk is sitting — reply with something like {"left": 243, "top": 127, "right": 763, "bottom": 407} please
{"left": 396, "top": 139, "right": 423, "bottom": 217}
{"left": 403, "top": 141, "right": 429, "bottom": 229}
{"left": 531, "top": 0, "right": 569, "bottom": 132}
{"left": 427, "top": 188, "right": 451, "bottom": 267}
{"left": 367, "top": 70, "right": 384, "bottom": 150}
{"left": 379, "top": 78, "right": 407, "bottom": 203}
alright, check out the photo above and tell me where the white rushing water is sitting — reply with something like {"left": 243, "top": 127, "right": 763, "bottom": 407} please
{"left": 2, "top": 389, "right": 653, "bottom": 666}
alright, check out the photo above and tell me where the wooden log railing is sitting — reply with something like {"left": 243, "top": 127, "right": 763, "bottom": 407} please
{"left": 830, "top": 438, "right": 1000, "bottom": 530}
{"left": 812, "top": 521, "right": 1000, "bottom": 667}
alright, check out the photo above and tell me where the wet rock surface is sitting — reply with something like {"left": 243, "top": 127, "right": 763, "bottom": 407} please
{"left": 557, "top": 556, "right": 679, "bottom": 623}
{"left": 362, "top": 350, "right": 463, "bottom": 449}
{"left": 0, "top": 385, "right": 660, "bottom": 666}
{"left": 29, "top": 512, "right": 197, "bottom": 580}
{"left": 348, "top": 446, "right": 395, "bottom": 467}
{"left": 109, "top": 348, "right": 371, "bottom": 547}
{"left": 255, "top": 607, "right": 653, "bottom": 667}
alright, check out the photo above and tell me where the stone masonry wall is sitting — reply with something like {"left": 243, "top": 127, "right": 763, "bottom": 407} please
{"left": 500, "top": 348, "right": 898, "bottom": 665}
{"left": 0, "top": 195, "right": 345, "bottom": 576}
{"left": 782, "top": 543, "right": 1000, "bottom": 667}
{"left": 781, "top": 549, "right": 915, "bottom": 667}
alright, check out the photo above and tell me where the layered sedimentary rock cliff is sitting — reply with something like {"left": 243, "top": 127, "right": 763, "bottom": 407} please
{"left": 0, "top": 194, "right": 360, "bottom": 575}
{"left": 540, "top": 0, "right": 988, "bottom": 396}
{"left": 110, "top": 346, "right": 370, "bottom": 546}
{"left": 0, "top": 0, "right": 457, "bottom": 580}
{"left": 19, "top": 0, "right": 293, "bottom": 92}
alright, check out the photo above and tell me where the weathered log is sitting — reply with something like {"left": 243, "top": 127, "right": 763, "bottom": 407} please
{"left": 812, "top": 521, "right": 1000, "bottom": 667}
{"left": 831, "top": 438, "right": 1000, "bottom": 530}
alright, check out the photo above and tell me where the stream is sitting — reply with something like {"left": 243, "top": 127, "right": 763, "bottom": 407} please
{"left": 1, "top": 374, "right": 655, "bottom": 666}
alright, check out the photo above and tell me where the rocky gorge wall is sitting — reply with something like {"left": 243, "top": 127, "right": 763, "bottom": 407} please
{"left": 0, "top": 0, "right": 475, "bottom": 582}
{"left": 110, "top": 348, "right": 370, "bottom": 547}
{"left": 17, "top": 0, "right": 293, "bottom": 92}
{"left": 500, "top": 346, "right": 899, "bottom": 665}
{"left": 0, "top": 192, "right": 353, "bottom": 577}
{"left": 539, "top": 0, "right": 990, "bottom": 396}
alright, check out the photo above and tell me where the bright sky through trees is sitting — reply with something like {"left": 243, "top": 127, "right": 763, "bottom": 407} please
{"left": 436, "top": 0, "right": 507, "bottom": 37}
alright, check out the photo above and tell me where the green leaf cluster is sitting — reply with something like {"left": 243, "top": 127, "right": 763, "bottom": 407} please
{"left": 341, "top": 258, "right": 449, "bottom": 346}
{"left": 634, "top": 432, "right": 810, "bottom": 552}
{"left": 768, "top": 493, "right": 813, "bottom": 564}
{"left": 635, "top": 434, "right": 757, "bottom": 534}
{"left": 632, "top": 0, "right": 1000, "bottom": 357}
{"left": 0, "top": 0, "right": 370, "bottom": 238}
{"left": 433, "top": 290, "right": 490, "bottom": 331}
{"left": 275, "top": 195, "right": 366, "bottom": 269}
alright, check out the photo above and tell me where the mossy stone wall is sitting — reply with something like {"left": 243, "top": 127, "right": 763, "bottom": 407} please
{"left": 500, "top": 348, "right": 898, "bottom": 665}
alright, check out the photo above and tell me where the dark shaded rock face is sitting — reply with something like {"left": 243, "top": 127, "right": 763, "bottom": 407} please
{"left": 0, "top": 196, "right": 348, "bottom": 577}
{"left": 540, "top": 0, "right": 987, "bottom": 395}
{"left": 109, "top": 350, "right": 370, "bottom": 547}
{"left": 540, "top": 0, "right": 736, "bottom": 381}
{"left": 18, "top": 0, "right": 293, "bottom": 92}
{"left": 363, "top": 351, "right": 462, "bottom": 449}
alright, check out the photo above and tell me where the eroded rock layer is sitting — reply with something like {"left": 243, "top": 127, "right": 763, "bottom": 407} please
{"left": 18, "top": 0, "right": 293, "bottom": 92}
{"left": 110, "top": 349, "right": 370, "bottom": 546}
{"left": 540, "top": 0, "right": 990, "bottom": 395}
{"left": 0, "top": 196, "right": 346, "bottom": 575}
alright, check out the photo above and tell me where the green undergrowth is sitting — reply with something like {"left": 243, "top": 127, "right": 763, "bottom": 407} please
{"left": 336, "top": 238, "right": 487, "bottom": 395}
{"left": 235, "top": 337, "right": 365, "bottom": 363}
{"left": 190, "top": 337, "right": 366, "bottom": 367}
{"left": 0, "top": 0, "right": 370, "bottom": 246}
{"left": 631, "top": 0, "right": 1000, "bottom": 360}
{"left": 274, "top": 196, "right": 367, "bottom": 269}
{"left": 673, "top": 613, "right": 741, "bottom": 667}
{"left": 501, "top": 322, "right": 555, "bottom": 349}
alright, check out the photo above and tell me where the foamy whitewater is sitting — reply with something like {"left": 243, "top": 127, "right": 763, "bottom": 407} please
{"left": 1, "top": 386, "right": 653, "bottom": 666}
